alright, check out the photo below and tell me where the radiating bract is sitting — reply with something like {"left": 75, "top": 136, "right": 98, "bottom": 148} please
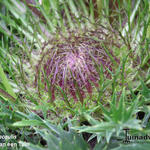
{"left": 35, "top": 28, "right": 120, "bottom": 103}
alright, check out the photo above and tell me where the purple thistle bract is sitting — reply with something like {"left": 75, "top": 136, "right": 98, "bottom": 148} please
{"left": 35, "top": 28, "right": 120, "bottom": 103}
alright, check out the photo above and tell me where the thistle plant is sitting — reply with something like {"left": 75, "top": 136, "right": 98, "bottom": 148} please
{"left": 35, "top": 28, "right": 120, "bottom": 104}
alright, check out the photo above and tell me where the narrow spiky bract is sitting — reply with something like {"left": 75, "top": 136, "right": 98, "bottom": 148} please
{"left": 35, "top": 28, "right": 120, "bottom": 102}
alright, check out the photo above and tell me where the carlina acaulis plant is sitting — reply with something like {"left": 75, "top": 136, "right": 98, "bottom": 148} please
{"left": 35, "top": 27, "right": 120, "bottom": 104}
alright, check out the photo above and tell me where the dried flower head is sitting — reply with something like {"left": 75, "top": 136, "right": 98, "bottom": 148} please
{"left": 35, "top": 28, "right": 120, "bottom": 103}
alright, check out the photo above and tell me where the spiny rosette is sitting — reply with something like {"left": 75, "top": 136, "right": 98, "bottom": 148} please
{"left": 35, "top": 28, "right": 120, "bottom": 103}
